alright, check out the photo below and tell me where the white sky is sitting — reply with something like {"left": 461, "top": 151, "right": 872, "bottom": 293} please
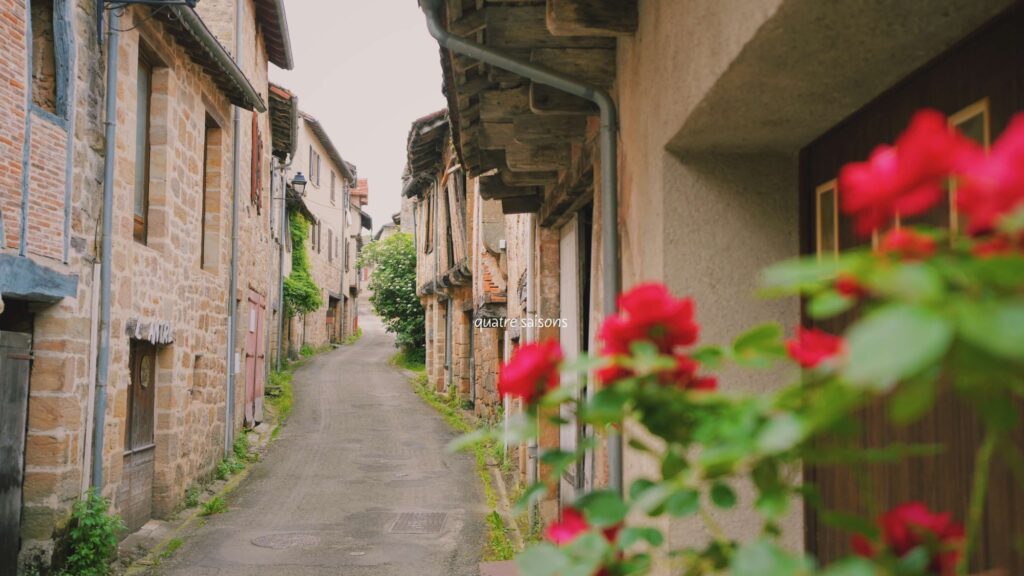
{"left": 270, "top": 0, "right": 447, "bottom": 235}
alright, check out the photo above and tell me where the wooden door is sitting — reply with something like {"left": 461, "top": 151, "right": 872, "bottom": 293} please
{"left": 800, "top": 6, "right": 1024, "bottom": 571}
{"left": 254, "top": 294, "right": 266, "bottom": 424}
{"left": 244, "top": 291, "right": 262, "bottom": 426}
{"left": 1, "top": 331, "right": 32, "bottom": 573}
{"left": 120, "top": 340, "right": 156, "bottom": 533}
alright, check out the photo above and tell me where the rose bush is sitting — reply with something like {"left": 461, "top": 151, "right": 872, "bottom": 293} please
{"left": 460, "top": 109, "right": 1024, "bottom": 575}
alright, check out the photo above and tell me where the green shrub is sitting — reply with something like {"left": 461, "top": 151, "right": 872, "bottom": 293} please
{"left": 300, "top": 343, "right": 316, "bottom": 357}
{"left": 183, "top": 486, "right": 200, "bottom": 508}
{"left": 61, "top": 489, "right": 125, "bottom": 576}
{"left": 283, "top": 213, "right": 323, "bottom": 316}
{"left": 358, "top": 233, "right": 424, "bottom": 351}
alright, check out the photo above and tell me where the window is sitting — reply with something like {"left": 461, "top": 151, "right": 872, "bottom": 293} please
{"left": 201, "top": 115, "right": 222, "bottom": 270}
{"left": 134, "top": 54, "right": 154, "bottom": 244}
{"left": 815, "top": 180, "right": 838, "bottom": 261}
{"left": 318, "top": 220, "right": 323, "bottom": 253}
{"left": 250, "top": 112, "right": 263, "bottom": 213}
{"left": 330, "top": 171, "right": 336, "bottom": 204}
{"left": 308, "top": 146, "right": 321, "bottom": 187}
{"left": 31, "top": 0, "right": 57, "bottom": 113}
{"left": 328, "top": 228, "right": 333, "bottom": 262}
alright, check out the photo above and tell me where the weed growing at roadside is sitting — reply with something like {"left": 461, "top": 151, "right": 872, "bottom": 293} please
{"left": 183, "top": 486, "right": 201, "bottom": 508}
{"left": 344, "top": 327, "right": 363, "bottom": 345}
{"left": 60, "top": 489, "right": 125, "bottom": 576}
{"left": 200, "top": 497, "right": 227, "bottom": 516}
{"left": 389, "top": 348, "right": 426, "bottom": 372}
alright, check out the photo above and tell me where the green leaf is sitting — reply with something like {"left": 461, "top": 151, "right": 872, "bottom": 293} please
{"left": 665, "top": 489, "right": 700, "bottom": 517}
{"left": 515, "top": 543, "right": 571, "bottom": 576}
{"left": 560, "top": 354, "right": 608, "bottom": 374}
{"left": 761, "top": 257, "right": 842, "bottom": 294}
{"left": 577, "top": 490, "right": 628, "bottom": 528}
{"left": 660, "top": 449, "right": 687, "bottom": 479}
{"left": 514, "top": 482, "right": 548, "bottom": 514}
{"left": 581, "top": 387, "right": 628, "bottom": 424}
{"left": 895, "top": 546, "right": 931, "bottom": 574}
{"left": 629, "top": 478, "right": 656, "bottom": 501}
{"left": 808, "top": 290, "right": 855, "bottom": 319}
{"left": 710, "top": 482, "right": 737, "bottom": 509}
{"left": 819, "top": 557, "right": 878, "bottom": 576}
{"left": 888, "top": 370, "right": 938, "bottom": 425}
{"left": 755, "top": 487, "right": 790, "bottom": 520}
{"left": 618, "top": 526, "right": 664, "bottom": 549}
{"left": 541, "top": 450, "right": 581, "bottom": 478}
{"left": 844, "top": 304, "right": 953, "bottom": 390}
{"left": 757, "top": 413, "right": 807, "bottom": 455}
{"left": 732, "top": 323, "right": 786, "bottom": 368}
{"left": 868, "top": 262, "right": 945, "bottom": 303}
{"left": 731, "top": 539, "right": 813, "bottom": 576}
{"left": 691, "top": 345, "right": 725, "bottom": 370}
{"left": 955, "top": 300, "right": 1024, "bottom": 362}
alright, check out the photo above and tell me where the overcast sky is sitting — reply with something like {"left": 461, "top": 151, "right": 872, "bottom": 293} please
{"left": 270, "top": 0, "right": 447, "bottom": 234}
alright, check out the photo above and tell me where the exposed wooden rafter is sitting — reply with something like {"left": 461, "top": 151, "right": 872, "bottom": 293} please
{"left": 545, "top": 0, "right": 639, "bottom": 37}
{"left": 479, "top": 175, "right": 541, "bottom": 200}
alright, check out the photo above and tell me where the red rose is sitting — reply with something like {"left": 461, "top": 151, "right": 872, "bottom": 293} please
{"left": 878, "top": 228, "right": 937, "bottom": 260}
{"left": 600, "top": 283, "right": 699, "bottom": 355}
{"left": 546, "top": 507, "right": 622, "bottom": 546}
{"left": 840, "top": 110, "right": 966, "bottom": 236}
{"left": 497, "top": 340, "right": 563, "bottom": 404}
{"left": 835, "top": 274, "right": 869, "bottom": 299}
{"left": 972, "top": 233, "right": 1024, "bottom": 258}
{"left": 852, "top": 502, "right": 964, "bottom": 576}
{"left": 786, "top": 327, "right": 844, "bottom": 368}
{"left": 955, "top": 114, "right": 1024, "bottom": 234}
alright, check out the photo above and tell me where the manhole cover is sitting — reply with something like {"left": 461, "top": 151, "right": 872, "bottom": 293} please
{"left": 390, "top": 512, "right": 447, "bottom": 534}
{"left": 251, "top": 533, "right": 321, "bottom": 550}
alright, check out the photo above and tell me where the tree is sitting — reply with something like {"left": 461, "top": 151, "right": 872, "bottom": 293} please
{"left": 358, "top": 232, "right": 424, "bottom": 353}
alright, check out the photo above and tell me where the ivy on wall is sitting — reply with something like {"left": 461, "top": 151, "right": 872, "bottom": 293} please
{"left": 283, "top": 211, "right": 323, "bottom": 316}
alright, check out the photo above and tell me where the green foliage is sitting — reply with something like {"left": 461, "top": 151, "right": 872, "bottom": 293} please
{"left": 344, "top": 327, "right": 363, "bottom": 345}
{"left": 60, "top": 489, "right": 125, "bottom": 576}
{"left": 283, "top": 212, "right": 323, "bottom": 316}
{"left": 266, "top": 368, "right": 294, "bottom": 425}
{"left": 358, "top": 233, "right": 424, "bottom": 352}
{"left": 300, "top": 343, "right": 316, "bottom": 357}
{"left": 200, "top": 497, "right": 227, "bottom": 516}
{"left": 183, "top": 486, "right": 201, "bottom": 508}
{"left": 390, "top": 348, "right": 426, "bottom": 372}
{"left": 215, "top": 456, "right": 245, "bottom": 480}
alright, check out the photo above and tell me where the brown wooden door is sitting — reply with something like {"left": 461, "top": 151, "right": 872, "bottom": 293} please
{"left": 1, "top": 331, "right": 32, "bottom": 573}
{"left": 120, "top": 340, "right": 156, "bottom": 533}
{"left": 800, "top": 6, "right": 1024, "bottom": 572}
{"left": 244, "top": 291, "right": 267, "bottom": 425}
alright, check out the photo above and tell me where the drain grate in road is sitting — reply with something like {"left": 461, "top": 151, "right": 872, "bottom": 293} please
{"left": 251, "top": 533, "right": 321, "bottom": 550}
{"left": 389, "top": 512, "right": 447, "bottom": 534}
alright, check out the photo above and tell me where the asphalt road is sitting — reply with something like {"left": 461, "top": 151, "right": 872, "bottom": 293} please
{"left": 159, "top": 301, "right": 486, "bottom": 575}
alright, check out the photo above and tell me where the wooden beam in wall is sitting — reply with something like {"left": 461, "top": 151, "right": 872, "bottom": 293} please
{"left": 506, "top": 142, "right": 571, "bottom": 171}
{"left": 480, "top": 122, "right": 516, "bottom": 150}
{"left": 479, "top": 175, "right": 541, "bottom": 200}
{"left": 546, "top": 0, "right": 638, "bottom": 37}
{"left": 487, "top": 6, "right": 615, "bottom": 50}
{"left": 480, "top": 87, "right": 531, "bottom": 122}
{"left": 512, "top": 114, "right": 587, "bottom": 144}
{"left": 530, "top": 48, "right": 616, "bottom": 87}
{"left": 530, "top": 83, "right": 599, "bottom": 115}
{"left": 500, "top": 169, "right": 559, "bottom": 186}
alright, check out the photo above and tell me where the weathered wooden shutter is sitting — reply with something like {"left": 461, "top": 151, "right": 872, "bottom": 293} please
{"left": 250, "top": 112, "right": 263, "bottom": 213}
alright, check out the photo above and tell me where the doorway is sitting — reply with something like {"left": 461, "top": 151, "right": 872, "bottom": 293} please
{"left": 1, "top": 330, "right": 32, "bottom": 573}
{"left": 244, "top": 291, "right": 267, "bottom": 426}
{"left": 120, "top": 340, "right": 156, "bottom": 533}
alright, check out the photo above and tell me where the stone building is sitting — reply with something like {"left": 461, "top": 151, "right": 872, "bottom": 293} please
{"left": 345, "top": 178, "right": 372, "bottom": 335}
{"left": 0, "top": 0, "right": 292, "bottom": 571}
{"left": 423, "top": 0, "right": 1024, "bottom": 572}
{"left": 284, "top": 111, "right": 357, "bottom": 349}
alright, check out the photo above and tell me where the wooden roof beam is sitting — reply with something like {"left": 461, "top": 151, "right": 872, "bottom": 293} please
{"left": 546, "top": 0, "right": 638, "bottom": 37}
{"left": 479, "top": 175, "right": 541, "bottom": 200}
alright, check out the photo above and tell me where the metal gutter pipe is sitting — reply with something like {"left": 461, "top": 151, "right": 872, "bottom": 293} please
{"left": 224, "top": 0, "right": 244, "bottom": 458}
{"left": 419, "top": 0, "right": 623, "bottom": 496}
{"left": 273, "top": 157, "right": 291, "bottom": 372}
{"left": 92, "top": 8, "right": 119, "bottom": 489}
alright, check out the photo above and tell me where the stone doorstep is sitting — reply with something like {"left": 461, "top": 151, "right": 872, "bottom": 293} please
{"left": 116, "top": 421, "right": 277, "bottom": 575}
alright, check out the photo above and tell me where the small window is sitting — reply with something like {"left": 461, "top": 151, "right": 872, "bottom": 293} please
{"left": 949, "top": 98, "right": 991, "bottom": 237}
{"left": 815, "top": 179, "right": 838, "bottom": 261}
{"left": 134, "top": 53, "right": 154, "bottom": 244}
{"left": 30, "top": 0, "right": 57, "bottom": 113}
{"left": 330, "top": 172, "right": 336, "bottom": 204}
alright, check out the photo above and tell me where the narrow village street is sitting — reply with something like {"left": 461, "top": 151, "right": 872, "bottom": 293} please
{"left": 156, "top": 298, "right": 487, "bottom": 576}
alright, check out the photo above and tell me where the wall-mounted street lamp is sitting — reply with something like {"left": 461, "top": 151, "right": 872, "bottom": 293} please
{"left": 291, "top": 172, "right": 308, "bottom": 196}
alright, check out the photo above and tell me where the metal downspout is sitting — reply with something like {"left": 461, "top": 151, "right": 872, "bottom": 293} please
{"left": 419, "top": 0, "right": 623, "bottom": 495}
{"left": 225, "top": 0, "right": 244, "bottom": 457}
{"left": 339, "top": 184, "right": 348, "bottom": 339}
{"left": 274, "top": 158, "right": 290, "bottom": 372}
{"left": 92, "top": 8, "right": 119, "bottom": 489}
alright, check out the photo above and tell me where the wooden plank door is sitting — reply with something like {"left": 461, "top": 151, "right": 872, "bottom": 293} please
{"left": 1, "top": 331, "right": 32, "bottom": 573}
{"left": 244, "top": 291, "right": 259, "bottom": 426}
{"left": 254, "top": 294, "right": 266, "bottom": 424}
{"left": 120, "top": 340, "right": 156, "bottom": 533}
